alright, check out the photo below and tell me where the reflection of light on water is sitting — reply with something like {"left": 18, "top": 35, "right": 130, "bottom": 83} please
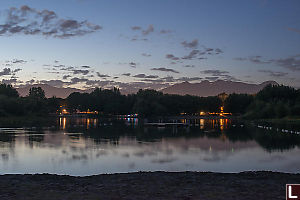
{"left": 59, "top": 117, "right": 67, "bottom": 130}
{"left": 87, "top": 118, "right": 90, "bottom": 129}
{"left": 220, "top": 119, "right": 224, "bottom": 131}
{"left": 93, "top": 119, "right": 98, "bottom": 127}
{"left": 200, "top": 119, "right": 204, "bottom": 129}
{"left": 180, "top": 119, "right": 187, "bottom": 124}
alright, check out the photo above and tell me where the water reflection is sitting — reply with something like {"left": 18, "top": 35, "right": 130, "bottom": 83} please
{"left": 0, "top": 118, "right": 300, "bottom": 175}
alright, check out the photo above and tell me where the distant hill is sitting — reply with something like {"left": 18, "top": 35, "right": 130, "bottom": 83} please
{"left": 16, "top": 80, "right": 278, "bottom": 98}
{"left": 161, "top": 80, "right": 278, "bottom": 96}
{"left": 16, "top": 84, "right": 94, "bottom": 99}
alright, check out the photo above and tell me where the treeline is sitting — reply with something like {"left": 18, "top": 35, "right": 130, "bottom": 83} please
{"left": 66, "top": 88, "right": 221, "bottom": 116}
{"left": 0, "top": 84, "right": 61, "bottom": 116}
{"left": 0, "top": 83, "right": 300, "bottom": 119}
{"left": 244, "top": 84, "right": 300, "bottom": 119}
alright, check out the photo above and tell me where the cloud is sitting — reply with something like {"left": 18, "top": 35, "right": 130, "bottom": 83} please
{"left": 176, "top": 77, "right": 202, "bottom": 82}
{"left": 166, "top": 54, "right": 180, "bottom": 61}
{"left": 182, "top": 50, "right": 200, "bottom": 60}
{"left": 85, "top": 80, "right": 114, "bottom": 87}
{"left": 181, "top": 46, "right": 223, "bottom": 60}
{"left": 0, "top": 68, "right": 23, "bottom": 76}
{"left": 258, "top": 70, "right": 288, "bottom": 77}
{"left": 182, "top": 39, "right": 198, "bottom": 48}
{"left": 201, "top": 70, "right": 240, "bottom": 81}
{"left": 13, "top": 68, "right": 22, "bottom": 73}
{"left": 204, "top": 77, "right": 219, "bottom": 81}
{"left": 160, "top": 29, "right": 172, "bottom": 34}
{"left": 26, "top": 79, "right": 35, "bottom": 84}
{"left": 1, "top": 78, "right": 19, "bottom": 85}
{"left": 96, "top": 72, "right": 110, "bottom": 78}
{"left": 234, "top": 56, "right": 271, "bottom": 64}
{"left": 160, "top": 76, "right": 176, "bottom": 82}
{"left": 40, "top": 80, "right": 68, "bottom": 87}
{"left": 234, "top": 57, "right": 247, "bottom": 61}
{"left": 131, "top": 26, "right": 141, "bottom": 30}
{"left": 12, "top": 59, "right": 27, "bottom": 64}
{"left": 130, "top": 37, "right": 148, "bottom": 42}
{"left": 215, "top": 48, "right": 223, "bottom": 54}
{"left": 70, "top": 77, "right": 89, "bottom": 84}
{"left": 273, "top": 56, "right": 300, "bottom": 71}
{"left": 129, "top": 62, "right": 137, "bottom": 68}
{"left": 60, "top": 66, "right": 75, "bottom": 71}
{"left": 141, "top": 53, "right": 151, "bottom": 57}
{"left": 200, "top": 70, "right": 229, "bottom": 76}
{"left": 142, "top": 24, "right": 154, "bottom": 35}
{"left": 72, "top": 69, "right": 89, "bottom": 75}
{"left": 249, "top": 56, "right": 271, "bottom": 64}
{"left": 62, "top": 75, "right": 71, "bottom": 79}
{"left": 235, "top": 55, "right": 300, "bottom": 71}
{"left": 287, "top": 27, "right": 300, "bottom": 34}
{"left": 183, "top": 65, "right": 195, "bottom": 68}
{"left": 53, "top": 64, "right": 65, "bottom": 68}
{"left": 0, "top": 5, "right": 102, "bottom": 38}
{"left": 133, "top": 74, "right": 159, "bottom": 79}
{"left": 151, "top": 67, "right": 179, "bottom": 73}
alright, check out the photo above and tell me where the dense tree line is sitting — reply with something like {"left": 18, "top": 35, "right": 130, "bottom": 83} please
{"left": 244, "top": 84, "right": 300, "bottom": 119}
{"left": 0, "top": 83, "right": 300, "bottom": 119}
{"left": 66, "top": 88, "right": 222, "bottom": 116}
{"left": 0, "top": 84, "right": 61, "bottom": 117}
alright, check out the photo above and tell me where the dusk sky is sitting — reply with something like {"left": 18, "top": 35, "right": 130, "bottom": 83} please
{"left": 1, "top": 0, "right": 300, "bottom": 92}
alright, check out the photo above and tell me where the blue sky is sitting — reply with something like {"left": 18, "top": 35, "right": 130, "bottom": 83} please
{"left": 0, "top": 0, "right": 300, "bottom": 92}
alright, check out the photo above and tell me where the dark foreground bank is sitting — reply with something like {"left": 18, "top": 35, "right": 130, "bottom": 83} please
{"left": 0, "top": 171, "right": 299, "bottom": 200}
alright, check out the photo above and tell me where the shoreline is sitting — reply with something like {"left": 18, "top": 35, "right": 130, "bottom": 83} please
{"left": 1, "top": 171, "right": 299, "bottom": 200}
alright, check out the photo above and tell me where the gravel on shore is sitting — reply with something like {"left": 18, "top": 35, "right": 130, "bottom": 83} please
{"left": 0, "top": 171, "right": 299, "bottom": 200}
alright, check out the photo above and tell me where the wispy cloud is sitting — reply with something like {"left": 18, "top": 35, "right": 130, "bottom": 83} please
{"left": 166, "top": 54, "right": 180, "bottom": 61}
{"left": 122, "top": 73, "right": 131, "bottom": 76}
{"left": 258, "top": 70, "right": 288, "bottom": 77}
{"left": 151, "top": 67, "right": 179, "bottom": 73}
{"left": 131, "top": 24, "right": 154, "bottom": 36}
{"left": 235, "top": 55, "right": 300, "bottom": 71}
{"left": 182, "top": 39, "right": 198, "bottom": 48}
{"left": 141, "top": 53, "right": 151, "bottom": 57}
{"left": 129, "top": 62, "right": 137, "bottom": 68}
{"left": 0, "top": 68, "right": 22, "bottom": 76}
{"left": 287, "top": 27, "right": 300, "bottom": 34}
{"left": 96, "top": 72, "right": 110, "bottom": 78}
{"left": 0, "top": 5, "right": 102, "bottom": 38}
{"left": 183, "top": 65, "right": 195, "bottom": 68}
{"left": 142, "top": 24, "right": 154, "bottom": 35}
{"left": 201, "top": 69, "right": 239, "bottom": 81}
{"left": 160, "top": 29, "right": 172, "bottom": 34}
{"left": 133, "top": 73, "right": 159, "bottom": 79}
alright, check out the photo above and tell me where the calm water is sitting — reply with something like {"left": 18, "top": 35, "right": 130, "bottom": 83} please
{"left": 0, "top": 117, "right": 300, "bottom": 176}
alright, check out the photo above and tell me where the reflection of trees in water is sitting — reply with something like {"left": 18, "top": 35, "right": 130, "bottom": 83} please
{"left": 0, "top": 118, "right": 300, "bottom": 152}
{"left": 27, "top": 134, "right": 45, "bottom": 148}
{"left": 250, "top": 128, "right": 300, "bottom": 152}
{"left": 0, "top": 132, "right": 17, "bottom": 162}
{"left": 66, "top": 121, "right": 300, "bottom": 152}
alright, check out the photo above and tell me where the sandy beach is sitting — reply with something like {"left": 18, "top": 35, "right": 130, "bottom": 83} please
{"left": 0, "top": 171, "right": 299, "bottom": 200}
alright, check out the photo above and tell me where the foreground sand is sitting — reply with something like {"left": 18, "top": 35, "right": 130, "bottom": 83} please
{"left": 0, "top": 171, "right": 299, "bottom": 200}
